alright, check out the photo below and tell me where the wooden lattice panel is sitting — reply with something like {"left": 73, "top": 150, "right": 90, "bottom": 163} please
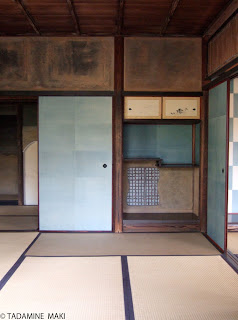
{"left": 127, "top": 167, "right": 160, "bottom": 206}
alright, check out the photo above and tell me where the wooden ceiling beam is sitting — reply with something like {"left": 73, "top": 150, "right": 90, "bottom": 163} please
{"left": 13, "top": 0, "right": 41, "bottom": 35}
{"left": 203, "top": 0, "right": 238, "bottom": 40}
{"left": 66, "top": 0, "right": 80, "bottom": 35}
{"left": 160, "top": 0, "right": 180, "bottom": 35}
{"left": 117, "top": 0, "right": 125, "bottom": 35}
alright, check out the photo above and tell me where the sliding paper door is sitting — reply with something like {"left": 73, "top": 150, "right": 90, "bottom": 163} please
{"left": 39, "top": 97, "right": 112, "bottom": 231}
{"left": 207, "top": 82, "right": 227, "bottom": 249}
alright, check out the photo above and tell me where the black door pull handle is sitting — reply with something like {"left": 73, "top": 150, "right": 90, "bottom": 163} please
{"left": 103, "top": 164, "right": 107, "bottom": 168}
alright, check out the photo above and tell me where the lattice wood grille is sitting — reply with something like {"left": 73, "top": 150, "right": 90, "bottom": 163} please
{"left": 127, "top": 167, "right": 160, "bottom": 206}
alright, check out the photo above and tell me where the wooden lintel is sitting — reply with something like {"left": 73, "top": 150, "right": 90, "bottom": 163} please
{"left": 203, "top": 0, "right": 238, "bottom": 39}
{"left": 160, "top": 0, "right": 180, "bottom": 35}
{"left": 66, "top": 0, "right": 80, "bottom": 35}
{"left": 14, "top": 0, "right": 41, "bottom": 35}
{"left": 117, "top": 0, "right": 125, "bottom": 35}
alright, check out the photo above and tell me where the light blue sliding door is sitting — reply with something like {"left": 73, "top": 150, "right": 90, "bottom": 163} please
{"left": 39, "top": 97, "right": 112, "bottom": 231}
{"left": 207, "top": 82, "right": 227, "bottom": 249}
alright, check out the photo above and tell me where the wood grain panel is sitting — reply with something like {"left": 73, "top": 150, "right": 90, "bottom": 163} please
{"left": 124, "top": 37, "right": 202, "bottom": 92}
{"left": 208, "top": 14, "right": 238, "bottom": 76}
{"left": 0, "top": 37, "right": 114, "bottom": 91}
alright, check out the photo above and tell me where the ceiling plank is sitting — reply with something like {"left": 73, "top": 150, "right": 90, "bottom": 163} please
{"left": 203, "top": 0, "right": 238, "bottom": 39}
{"left": 66, "top": 0, "right": 80, "bottom": 35}
{"left": 14, "top": 0, "right": 41, "bottom": 35}
{"left": 117, "top": 0, "right": 125, "bottom": 35}
{"left": 160, "top": 0, "right": 180, "bottom": 35}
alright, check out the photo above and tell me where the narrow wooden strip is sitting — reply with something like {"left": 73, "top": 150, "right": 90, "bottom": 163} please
{"left": 66, "top": 0, "right": 80, "bottom": 35}
{"left": 160, "top": 0, "right": 180, "bottom": 35}
{"left": 14, "top": 0, "right": 41, "bottom": 35}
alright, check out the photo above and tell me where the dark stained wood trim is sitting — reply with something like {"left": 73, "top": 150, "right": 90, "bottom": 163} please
{"left": 203, "top": 66, "right": 238, "bottom": 90}
{"left": 123, "top": 222, "right": 200, "bottom": 233}
{"left": 203, "top": 0, "right": 238, "bottom": 40}
{"left": 0, "top": 91, "right": 114, "bottom": 97}
{"left": 199, "top": 91, "right": 208, "bottom": 233}
{"left": 206, "top": 56, "right": 238, "bottom": 80}
{"left": 14, "top": 0, "right": 41, "bottom": 35}
{"left": 0, "top": 97, "right": 37, "bottom": 103}
{"left": 192, "top": 124, "right": 196, "bottom": 166}
{"left": 66, "top": 0, "right": 80, "bottom": 35}
{"left": 123, "top": 92, "right": 203, "bottom": 97}
{"left": 124, "top": 119, "right": 201, "bottom": 125}
{"left": 202, "top": 233, "right": 224, "bottom": 253}
{"left": 160, "top": 0, "right": 181, "bottom": 35}
{"left": 202, "top": 37, "right": 210, "bottom": 87}
{"left": 225, "top": 80, "right": 231, "bottom": 251}
{"left": 17, "top": 104, "right": 24, "bottom": 206}
{"left": 117, "top": 0, "right": 125, "bottom": 35}
{"left": 113, "top": 36, "right": 124, "bottom": 233}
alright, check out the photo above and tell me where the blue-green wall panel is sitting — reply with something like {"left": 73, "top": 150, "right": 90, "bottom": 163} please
{"left": 123, "top": 125, "right": 192, "bottom": 164}
{"left": 207, "top": 82, "right": 227, "bottom": 250}
{"left": 39, "top": 97, "right": 112, "bottom": 231}
{"left": 195, "top": 124, "right": 200, "bottom": 165}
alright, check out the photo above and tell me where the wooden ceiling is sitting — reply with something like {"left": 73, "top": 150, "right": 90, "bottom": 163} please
{"left": 0, "top": 0, "right": 233, "bottom": 37}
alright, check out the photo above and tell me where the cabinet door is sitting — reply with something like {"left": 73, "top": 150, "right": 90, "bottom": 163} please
{"left": 39, "top": 97, "right": 112, "bottom": 231}
{"left": 207, "top": 82, "right": 227, "bottom": 250}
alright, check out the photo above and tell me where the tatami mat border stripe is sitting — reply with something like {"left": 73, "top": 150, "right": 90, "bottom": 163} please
{"left": 121, "top": 256, "right": 135, "bottom": 320}
{"left": 0, "top": 233, "right": 41, "bottom": 290}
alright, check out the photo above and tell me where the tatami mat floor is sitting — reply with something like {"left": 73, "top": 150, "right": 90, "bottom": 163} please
{"left": 26, "top": 232, "right": 219, "bottom": 256}
{"left": 0, "top": 232, "right": 237, "bottom": 320}
{"left": 0, "top": 232, "right": 38, "bottom": 280}
{"left": 227, "top": 232, "right": 238, "bottom": 254}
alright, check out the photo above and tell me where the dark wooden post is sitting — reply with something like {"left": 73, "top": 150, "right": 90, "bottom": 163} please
{"left": 200, "top": 37, "right": 209, "bottom": 233}
{"left": 199, "top": 91, "right": 208, "bottom": 233}
{"left": 17, "top": 103, "right": 24, "bottom": 205}
{"left": 113, "top": 36, "right": 124, "bottom": 232}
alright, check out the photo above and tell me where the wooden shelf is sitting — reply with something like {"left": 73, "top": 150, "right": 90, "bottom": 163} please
{"left": 123, "top": 119, "right": 201, "bottom": 125}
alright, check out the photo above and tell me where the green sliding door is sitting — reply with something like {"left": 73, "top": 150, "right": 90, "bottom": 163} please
{"left": 207, "top": 82, "right": 227, "bottom": 249}
{"left": 39, "top": 97, "right": 112, "bottom": 231}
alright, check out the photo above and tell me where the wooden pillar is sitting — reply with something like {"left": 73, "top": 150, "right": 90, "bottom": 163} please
{"left": 199, "top": 91, "right": 208, "bottom": 232}
{"left": 113, "top": 36, "right": 124, "bottom": 232}
{"left": 17, "top": 104, "right": 23, "bottom": 205}
{"left": 199, "top": 36, "right": 209, "bottom": 233}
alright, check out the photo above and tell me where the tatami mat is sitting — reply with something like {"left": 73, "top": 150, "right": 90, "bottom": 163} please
{"left": 0, "top": 232, "right": 38, "bottom": 280}
{"left": 227, "top": 232, "right": 238, "bottom": 254}
{"left": 26, "top": 232, "right": 219, "bottom": 256}
{"left": 0, "top": 257, "right": 125, "bottom": 320}
{"left": 128, "top": 255, "right": 238, "bottom": 320}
